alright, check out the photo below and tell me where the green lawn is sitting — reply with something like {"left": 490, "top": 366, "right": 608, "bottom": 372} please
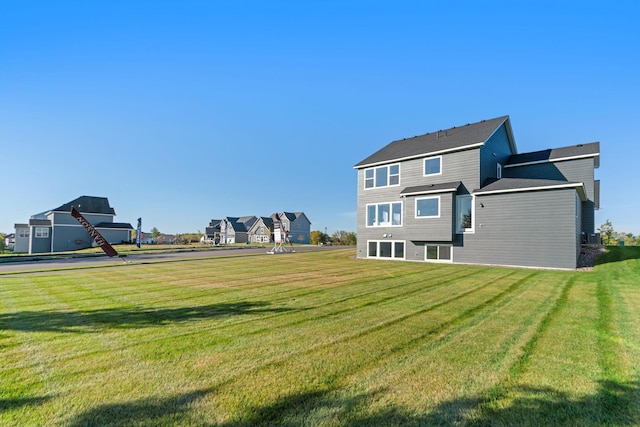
{"left": 1, "top": 248, "right": 639, "bottom": 426}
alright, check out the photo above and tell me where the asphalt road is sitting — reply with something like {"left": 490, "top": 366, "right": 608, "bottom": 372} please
{"left": 0, "top": 245, "right": 350, "bottom": 274}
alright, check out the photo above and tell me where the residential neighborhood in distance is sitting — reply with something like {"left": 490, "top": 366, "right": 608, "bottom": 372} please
{"left": 354, "top": 115, "right": 600, "bottom": 270}
{"left": 8, "top": 194, "right": 312, "bottom": 254}
{"left": 205, "top": 212, "right": 312, "bottom": 245}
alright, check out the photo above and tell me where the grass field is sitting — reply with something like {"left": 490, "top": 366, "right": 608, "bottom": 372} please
{"left": 1, "top": 247, "right": 639, "bottom": 426}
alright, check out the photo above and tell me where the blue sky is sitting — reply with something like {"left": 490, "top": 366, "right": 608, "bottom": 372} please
{"left": 2, "top": 1, "right": 639, "bottom": 235}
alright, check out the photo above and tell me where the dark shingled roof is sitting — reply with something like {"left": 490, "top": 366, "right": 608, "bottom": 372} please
{"left": 506, "top": 142, "right": 599, "bottom": 168}
{"left": 52, "top": 196, "right": 116, "bottom": 215}
{"left": 95, "top": 222, "right": 134, "bottom": 229}
{"left": 474, "top": 178, "right": 587, "bottom": 201}
{"left": 355, "top": 116, "right": 510, "bottom": 168}
{"left": 400, "top": 181, "right": 461, "bottom": 196}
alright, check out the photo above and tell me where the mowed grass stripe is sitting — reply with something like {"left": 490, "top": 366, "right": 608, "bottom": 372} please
{"left": 1, "top": 257, "right": 472, "bottom": 376}
{"left": 40, "top": 266, "right": 497, "bottom": 378}
{"left": 190, "top": 270, "right": 545, "bottom": 422}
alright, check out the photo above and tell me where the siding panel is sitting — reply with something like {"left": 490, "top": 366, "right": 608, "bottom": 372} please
{"left": 455, "top": 189, "right": 579, "bottom": 269}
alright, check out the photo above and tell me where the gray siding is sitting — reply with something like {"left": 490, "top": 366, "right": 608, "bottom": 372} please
{"left": 403, "top": 192, "right": 454, "bottom": 241}
{"left": 51, "top": 225, "right": 97, "bottom": 252}
{"left": 289, "top": 216, "right": 311, "bottom": 244}
{"left": 14, "top": 227, "right": 29, "bottom": 253}
{"left": 52, "top": 211, "right": 114, "bottom": 226}
{"left": 505, "top": 158, "right": 596, "bottom": 233}
{"left": 356, "top": 149, "right": 480, "bottom": 259}
{"left": 454, "top": 188, "right": 580, "bottom": 269}
{"left": 98, "top": 229, "right": 131, "bottom": 245}
{"left": 30, "top": 227, "right": 52, "bottom": 254}
{"left": 480, "top": 124, "right": 514, "bottom": 185}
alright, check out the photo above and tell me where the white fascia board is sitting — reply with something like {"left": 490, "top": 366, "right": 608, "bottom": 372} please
{"left": 504, "top": 153, "right": 600, "bottom": 168}
{"left": 475, "top": 182, "right": 587, "bottom": 201}
{"left": 354, "top": 142, "right": 485, "bottom": 169}
{"left": 401, "top": 187, "right": 459, "bottom": 197}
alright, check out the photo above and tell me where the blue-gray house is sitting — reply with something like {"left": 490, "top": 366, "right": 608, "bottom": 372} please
{"left": 354, "top": 116, "right": 599, "bottom": 269}
{"left": 14, "top": 196, "right": 133, "bottom": 254}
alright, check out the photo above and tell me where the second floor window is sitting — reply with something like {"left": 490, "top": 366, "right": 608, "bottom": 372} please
{"left": 367, "top": 202, "right": 402, "bottom": 227}
{"left": 424, "top": 156, "right": 442, "bottom": 176}
{"left": 365, "top": 164, "right": 400, "bottom": 189}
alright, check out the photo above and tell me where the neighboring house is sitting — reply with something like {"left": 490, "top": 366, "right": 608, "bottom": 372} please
{"left": 156, "top": 234, "right": 177, "bottom": 244}
{"left": 354, "top": 115, "right": 600, "bottom": 270}
{"left": 247, "top": 217, "right": 274, "bottom": 244}
{"left": 13, "top": 196, "right": 133, "bottom": 254}
{"left": 138, "top": 232, "right": 157, "bottom": 244}
{"left": 220, "top": 216, "right": 258, "bottom": 244}
{"left": 202, "top": 219, "right": 222, "bottom": 244}
{"left": 272, "top": 212, "right": 312, "bottom": 244}
{"left": 4, "top": 233, "right": 15, "bottom": 250}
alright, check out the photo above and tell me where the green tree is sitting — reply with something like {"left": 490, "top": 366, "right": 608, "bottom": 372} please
{"left": 331, "top": 230, "right": 357, "bottom": 245}
{"left": 150, "top": 227, "right": 161, "bottom": 238}
{"left": 310, "top": 230, "right": 329, "bottom": 245}
{"left": 0, "top": 232, "right": 6, "bottom": 254}
{"left": 598, "top": 220, "right": 615, "bottom": 245}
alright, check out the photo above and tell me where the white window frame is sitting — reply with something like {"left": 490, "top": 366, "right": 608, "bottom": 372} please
{"left": 367, "top": 240, "right": 405, "bottom": 260}
{"left": 415, "top": 196, "right": 440, "bottom": 218}
{"left": 364, "top": 163, "right": 400, "bottom": 189}
{"left": 497, "top": 163, "right": 503, "bottom": 179}
{"left": 425, "top": 244, "right": 453, "bottom": 262}
{"left": 34, "top": 227, "right": 49, "bottom": 238}
{"left": 18, "top": 229, "right": 29, "bottom": 238}
{"left": 456, "top": 195, "right": 475, "bottom": 234}
{"left": 424, "top": 156, "right": 442, "bottom": 177}
{"left": 366, "top": 201, "right": 403, "bottom": 227}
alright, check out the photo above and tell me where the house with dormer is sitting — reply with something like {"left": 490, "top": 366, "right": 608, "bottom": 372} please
{"left": 14, "top": 196, "right": 133, "bottom": 254}
{"left": 354, "top": 116, "right": 599, "bottom": 269}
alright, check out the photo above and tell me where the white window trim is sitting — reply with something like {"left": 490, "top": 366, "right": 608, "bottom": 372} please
{"left": 425, "top": 244, "right": 453, "bottom": 263}
{"left": 456, "top": 195, "right": 475, "bottom": 234}
{"left": 364, "top": 163, "right": 401, "bottom": 189}
{"left": 34, "top": 227, "right": 49, "bottom": 238}
{"left": 497, "top": 163, "right": 503, "bottom": 179}
{"left": 415, "top": 196, "right": 440, "bottom": 218}
{"left": 366, "top": 201, "right": 403, "bottom": 227}
{"left": 367, "top": 240, "right": 406, "bottom": 260}
{"left": 423, "top": 156, "right": 442, "bottom": 177}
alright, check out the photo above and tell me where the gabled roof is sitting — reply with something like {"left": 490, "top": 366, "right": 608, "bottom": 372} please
{"left": 474, "top": 178, "right": 587, "bottom": 201}
{"left": 355, "top": 116, "right": 512, "bottom": 169}
{"left": 52, "top": 196, "right": 116, "bottom": 215}
{"left": 506, "top": 142, "right": 600, "bottom": 168}
{"left": 400, "top": 181, "right": 461, "bottom": 196}
{"left": 223, "top": 216, "right": 257, "bottom": 232}
{"left": 248, "top": 217, "right": 275, "bottom": 232}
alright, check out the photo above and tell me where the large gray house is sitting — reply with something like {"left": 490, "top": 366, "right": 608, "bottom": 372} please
{"left": 354, "top": 116, "right": 599, "bottom": 269}
{"left": 14, "top": 196, "right": 133, "bottom": 254}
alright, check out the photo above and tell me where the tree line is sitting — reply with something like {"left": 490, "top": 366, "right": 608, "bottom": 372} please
{"left": 598, "top": 220, "right": 639, "bottom": 246}
{"left": 310, "top": 230, "right": 356, "bottom": 246}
